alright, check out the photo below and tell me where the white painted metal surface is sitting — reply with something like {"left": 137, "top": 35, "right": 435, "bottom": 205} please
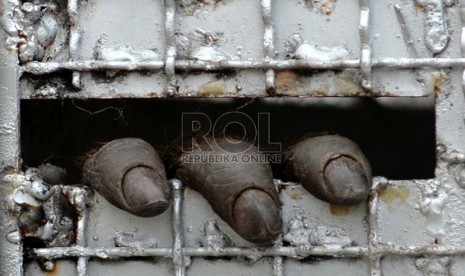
{"left": 2, "top": 0, "right": 465, "bottom": 275}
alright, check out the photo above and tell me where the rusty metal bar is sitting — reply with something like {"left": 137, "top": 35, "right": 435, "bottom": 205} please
{"left": 164, "top": 0, "right": 177, "bottom": 96}
{"left": 261, "top": 0, "right": 276, "bottom": 96}
{"left": 359, "top": 0, "right": 372, "bottom": 90}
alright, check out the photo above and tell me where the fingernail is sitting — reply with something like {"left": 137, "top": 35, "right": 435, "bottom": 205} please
{"left": 122, "top": 167, "right": 170, "bottom": 217}
{"left": 324, "top": 156, "right": 370, "bottom": 205}
{"left": 233, "top": 189, "right": 282, "bottom": 244}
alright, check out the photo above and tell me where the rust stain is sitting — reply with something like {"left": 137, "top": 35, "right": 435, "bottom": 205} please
{"left": 378, "top": 185, "right": 410, "bottom": 212}
{"left": 115, "top": 93, "right": 136, "bottom": 98}
{"left": 275, "top": 70, "right": 300, "bottom": 95}
{"left": 329, "top": 204, "right": 352, "bottom": 216}
{"left": 415, "top": 2, "right": 424, "bottom": 12}
{"left": 285, "top": 187, "right": 302, "bottom": 200}
{"left": 313, "top": 84, "right": 330, "bottom": 95}
{"left": 199, "top": 79, "right": 225, "bottom": 96}
{"left": 335, "top": 75, "right": 364, "bottom": 95}
{"left": 320, "top": 0, "right": 336, "bottom": 16}
{"left": 46, "top": 262, "right": 58, "bottom": 276}
{"left": 433, "top": 72, "right": 447, "bottom": 98}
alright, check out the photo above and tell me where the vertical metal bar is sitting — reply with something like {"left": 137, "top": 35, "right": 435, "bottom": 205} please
{"left": 261, "top": 0, "right": 276, "bottom": 96}
{"left": 459, "top": 4, "right": 465, "bottom": 94}
{"left": 164, "top": 0, "right": 177, "bottom": 96}
{"left": 359, "top": 0, "right": 372, "bottom": 90}
{"left": 63, "top": 186, "right": 90, "bottom": 276}
{"left": 368, "top": 178, "right": 382, "bottom": 276}
{"left": 0, "top": 16, "right": 22, "bottom": 275}
{"left": 68, "top": 0, "right": 82, "bottom": 89}
{"left": 273, "top": 179, "right": 284, "bottom": 276}
{"left": 273, "top": 255, "right": 284, "bottom": 276}
{"left": 76, "top": 208, "right": 89, "bottom": 276}
{"left": 394, "top": 4, "right": 419, "bottom": 59}
{"left": 171, "top": 179, "right": 186, "bottom": 276}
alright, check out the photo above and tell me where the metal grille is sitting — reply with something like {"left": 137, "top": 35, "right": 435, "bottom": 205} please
{"left": 29, "top": 178, "right": 465, "bottom": 276}
{"left": 1, "top": 0, "right": 465, "bottom": 275}
{"left": 16, "top": 0, "right": 465, "bottom": 97}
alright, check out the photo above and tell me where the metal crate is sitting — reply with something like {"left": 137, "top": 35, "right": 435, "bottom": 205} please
{"left": 2, "top": 0, "right": 465, "bottom": 275}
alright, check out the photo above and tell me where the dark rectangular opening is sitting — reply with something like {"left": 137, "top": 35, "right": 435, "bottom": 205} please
{"left": 20, "top": 97, "right": 435, "bottom": 181}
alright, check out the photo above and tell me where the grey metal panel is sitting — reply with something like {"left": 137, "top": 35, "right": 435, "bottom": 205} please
{"left": 3, "top": 0, "right": 465, "bottom": 276}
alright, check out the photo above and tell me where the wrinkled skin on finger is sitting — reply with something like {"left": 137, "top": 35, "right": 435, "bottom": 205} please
{"left": 174, "top": 137, "right": 282, "bottom": 244}
{"left": 82, "top": 138, "right": 171, "bottom": 217}
{"left": 285, "top": 134, "right": 372, "bottom": 206}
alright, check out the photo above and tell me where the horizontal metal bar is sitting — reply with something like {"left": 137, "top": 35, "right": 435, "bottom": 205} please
{"left": 22, "top": 59, "right": 359, "bottom": 74}
{"left": 375, "top": 58, "right": 465, "bottom": 68}
{"left": 377, "top": 245, "right": 465, "bottom": 257}
{"left": 22, "top": 60, "right": 166, "bottom": 75}
{"left": 184, "top": 247, "right": 367, "bottom": 258}
{"left": 34, "top": 246, "right": 366, "bottom": 260}
{"left": 34, "top": 244, "right": 465, "bottom": 261}
{"left": 34, "top": 247, "right": 173, "bottom": 259}
{"left": 21, "top": 58, "right": 465, "bottom": 75}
